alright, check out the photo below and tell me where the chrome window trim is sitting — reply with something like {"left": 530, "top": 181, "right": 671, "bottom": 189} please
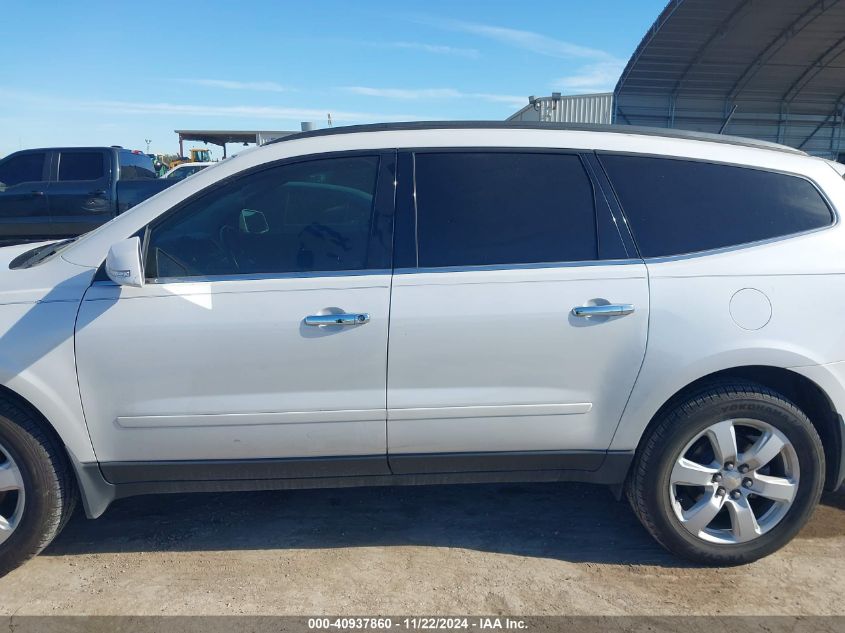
{"left": 92, "top": 268, "right": 393, "bottom": 286}
{"left": 393, "top": 259, "right": 643, "bottom": 276}
{"left": 93, "top": 261, "right": 642, "bottom": 284}
{"left": 640, "top": 225, "right": 838, "bottom": 264}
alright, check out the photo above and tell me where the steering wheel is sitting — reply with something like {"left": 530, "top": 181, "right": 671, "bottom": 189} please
{"left": 218, "top": 225, "right": 242, "bottom": 272}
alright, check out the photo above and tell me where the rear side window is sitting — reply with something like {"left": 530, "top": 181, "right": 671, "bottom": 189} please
{"left": 59, "top": 152, "right": 105, "bottom": 181}
{"left": 119, "top": 152, "right": 156, "bottom": 180}
{"left": 0, "top": 152, "right": 45, "bottom": 189}
{"left": 414, "top": 152, "right": 597, "bottom": 267}
{"left": 601, "top": 155, "right": 833, "bottom": 258}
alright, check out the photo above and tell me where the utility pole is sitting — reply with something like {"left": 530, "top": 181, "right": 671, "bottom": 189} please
{"left": 145, "top": 139, "right": 152, "bottom": 152}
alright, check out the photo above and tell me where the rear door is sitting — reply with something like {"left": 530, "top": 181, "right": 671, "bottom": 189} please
{"left": 386, "top": 150, "right": 649, "bottom": 473}
{"left": 49, "top": 149, "right": 113, "bottom": 237}
{"left": 0, "top": 150, "right": 50, "bottom": 240}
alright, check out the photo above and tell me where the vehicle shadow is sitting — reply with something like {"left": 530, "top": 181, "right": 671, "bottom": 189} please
{"left": 42, "top": 483, "right": 845, "bottom": 567}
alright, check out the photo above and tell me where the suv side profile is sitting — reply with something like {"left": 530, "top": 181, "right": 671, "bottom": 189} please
{"left": 0, "top": 122, "right": 843, "bottom": 574}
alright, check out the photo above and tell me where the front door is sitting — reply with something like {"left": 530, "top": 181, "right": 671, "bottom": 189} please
{"left": 0, "top": 150, "right": 50, "bottom": 240}
{"left": 386, "top": 150, "right": 649, "bottom": 473}
{"left": 75, "top": 152, "right": 396, "bottom": 482}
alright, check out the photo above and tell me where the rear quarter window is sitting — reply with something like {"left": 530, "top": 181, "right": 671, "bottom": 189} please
{"left": 119, "top": 152, "right": 156, "bottom": 180}
{"left": 600, "top": 155, "right": 833, "bottom": 258}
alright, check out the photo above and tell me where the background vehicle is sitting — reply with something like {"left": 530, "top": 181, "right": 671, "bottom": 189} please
{"left": 0, "top": 147, "right": 178, "bottom": 243}
{"left": 146, "top": 153, "right": 169, "bottom": 177}
{"left": 168, "top": 148, "right": 211, "bottom": 170}
{"left": 162, "top": 162, "right": 213, "bottom": 181}
{"left": 0, "top": 122, "right": 843, "bottom": 576}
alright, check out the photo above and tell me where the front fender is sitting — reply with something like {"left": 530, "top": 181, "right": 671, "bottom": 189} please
{"left": 0, "top": 257, "right": 96, "bottom": 462}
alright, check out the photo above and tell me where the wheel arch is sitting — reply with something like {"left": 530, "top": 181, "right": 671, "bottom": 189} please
{"left": 636, "top": 366, "right": 843, "bottom": 491}
{"left": 0, "top": 384, "right": 68, "bottom": 448}
{"left": 0, "top": 383, "right": 114, "bottom": 518}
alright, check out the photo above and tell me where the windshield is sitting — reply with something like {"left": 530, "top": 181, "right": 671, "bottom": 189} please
{"left": 165, "top": 164, "right": 208, "bottom": 181}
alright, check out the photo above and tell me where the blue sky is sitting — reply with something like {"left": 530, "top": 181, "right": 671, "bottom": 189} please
{"left": 0, "top": 0, "right": 665, "bottom": 158}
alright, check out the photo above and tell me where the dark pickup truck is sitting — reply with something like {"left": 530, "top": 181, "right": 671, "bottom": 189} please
{"left": 0, "top": 147, "right": 178, "bottom": 243}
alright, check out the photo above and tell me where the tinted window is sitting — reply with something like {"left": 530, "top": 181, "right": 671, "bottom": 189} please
{"left": 414, "top": 152, "right": 597, "bottom": 267}
{"left": 0, "top": 152, "right": 45, "bottom": 188}
{"left": 119, "top": 152, "right": 156, "bottom": 180}
{"left": 146, "top": 156, "right": 383, "bottom": 278}
{"left": 601, "top": 155, "right": 833, "bottom": 258}
{"left": 59, "top": 152, "right": 105, "bottom": 181}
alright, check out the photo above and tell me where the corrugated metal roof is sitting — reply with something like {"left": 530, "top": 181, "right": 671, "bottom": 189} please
{"left": 614, "top": 0, "right": 845, "bottom": 158}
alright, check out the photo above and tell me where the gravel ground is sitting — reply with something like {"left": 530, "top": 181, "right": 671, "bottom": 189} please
{"left": 0, "top": 483, "right": 843, "bottom": 616}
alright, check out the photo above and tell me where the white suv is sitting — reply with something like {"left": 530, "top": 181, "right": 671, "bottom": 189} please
{"left": 0, "top": 123, "right": 843, "bottom": 574}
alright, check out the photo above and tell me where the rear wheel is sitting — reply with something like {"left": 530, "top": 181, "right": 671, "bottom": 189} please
{"left": 0, "top": 399, "right": 75, "bottom": 577}
{"left": 628, "top": 381, "right": 825, "bottom": 565}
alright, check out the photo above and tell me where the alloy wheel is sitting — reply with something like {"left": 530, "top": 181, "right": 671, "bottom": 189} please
{"left": 668, "top": 418, "right": 799, "bottom": 544}
{"left": 0, "top": 440, "right": 25, "bottom": 546}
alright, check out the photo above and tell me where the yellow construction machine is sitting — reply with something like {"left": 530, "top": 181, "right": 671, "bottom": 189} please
{"left": 168, "top": 148, "right": 211, "bottom": 170}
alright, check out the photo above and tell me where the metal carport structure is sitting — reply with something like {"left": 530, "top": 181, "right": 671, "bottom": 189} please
{"left": 613, "top": 0, "right": 845, "bottom": 159}
{"left": 174, "top": 129, "right": 297, "bottom": 158}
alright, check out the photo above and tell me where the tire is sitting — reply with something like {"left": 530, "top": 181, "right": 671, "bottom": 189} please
{"left": 627, "top": 380, "right": 825, "bottom": 565}
{"left": 0, "top": 398, "right": 75, "bottom": 577}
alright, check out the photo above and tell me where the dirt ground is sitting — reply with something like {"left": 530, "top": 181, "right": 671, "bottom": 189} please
{"left": 0, "top": 483, "right": 843, "bottom": 617}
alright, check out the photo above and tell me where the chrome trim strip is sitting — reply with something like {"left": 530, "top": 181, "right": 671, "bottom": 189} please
{"left": 387, "top": 403, "right": 593, "bottom": 421}
{"left": 393, "top": 259, "right": 642, "bottom": 275}
{"left": 572, "top": 304, "right": 634, "bottom": 318}
{"left": 304, "top": 313, "right": 370, "bottom": 326}
{"left": 641, "top": 225, "right": 838, "bottom": 264}
{"left": 91, "top": 268, "right": 393, "bottom": 286}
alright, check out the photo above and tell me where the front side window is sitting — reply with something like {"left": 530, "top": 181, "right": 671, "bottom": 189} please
{"left": 0, "top": 152, "right": 45, "bottom": 189}
{"left": 146, "top": 155, "right": 384, "bottom": 278}
{"left": 59, "top": 152, "right": 105, "bottom": 181}
{"left": 600, "top": 155, "right": 834, "bottom": 258}
{"left": 413, "top": 152, "right": 598, "bottom": 268}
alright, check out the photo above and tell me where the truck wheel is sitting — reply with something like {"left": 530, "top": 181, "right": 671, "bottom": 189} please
{"left": 0, "top": 398, "right": 75, "bottom": 577}
{"left": 627, "top": 381, "right": 825, "bottom": 565}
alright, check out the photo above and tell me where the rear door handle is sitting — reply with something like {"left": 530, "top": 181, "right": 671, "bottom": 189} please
{"left": 571, "top": 304, "right": 635, "bottom": 318}
{"left": 304, "top": 313, "right": 370, "bottom": 326}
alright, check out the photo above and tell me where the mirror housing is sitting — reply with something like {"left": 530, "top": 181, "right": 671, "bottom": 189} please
{"left": 105, "top": 237, "right": 144, "bottom": 288}
{"left": 239, "top": 208, "right": 269, "bottom": 234}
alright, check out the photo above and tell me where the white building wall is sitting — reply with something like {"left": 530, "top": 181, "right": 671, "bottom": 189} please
{"left": 508, "top": 93, "right": 614, "bottom": 125}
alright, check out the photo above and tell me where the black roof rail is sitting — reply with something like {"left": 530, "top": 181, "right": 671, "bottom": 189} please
{"left": 264, "top": 120, "right": 807, "bottom": 156}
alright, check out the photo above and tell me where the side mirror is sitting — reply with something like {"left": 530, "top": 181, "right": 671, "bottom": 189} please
{"left": 239, "top": 208, "right": 269, "bottom": 234}
{"left": 105, "top": 237, "right": 144, "bottom": 288}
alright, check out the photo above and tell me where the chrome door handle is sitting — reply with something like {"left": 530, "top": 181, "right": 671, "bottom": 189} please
{"left": 304, "top": 313, "right": 370, "bottom": 326}
{"left": 571, "top": 304, "right": 635, "bottom": 318}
